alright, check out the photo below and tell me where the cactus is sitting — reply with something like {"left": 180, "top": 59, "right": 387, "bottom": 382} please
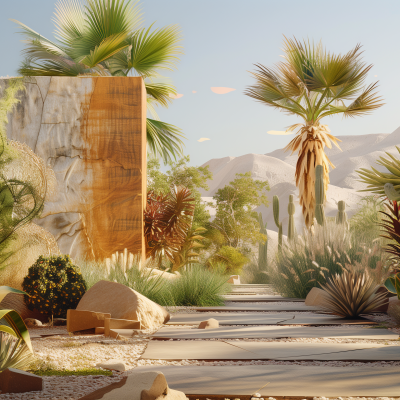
{"left": 336, "top": 200, "right": 349, "bottom": 228}
{"left": 257, "top": 212, "right": 268, "bottom": 271}
{"left": 273, "top": 195, "right": 283, "bottom": 251}
{"left": 384, "top": 183, "right": 400, "bottom": 201}
{"left": 315, "top": 165, "right": 325, "bottom": 226}
{"left": 288, "top": 194, "right": 295, "bottom": 242}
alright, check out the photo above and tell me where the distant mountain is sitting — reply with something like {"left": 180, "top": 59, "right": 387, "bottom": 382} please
{"left": 200, "top": 126, "right": 400, "bottom": 237}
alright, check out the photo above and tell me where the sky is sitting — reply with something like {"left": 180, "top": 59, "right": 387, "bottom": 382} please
{"left": 1, "top": 0, "right": 399, "bottom": 167}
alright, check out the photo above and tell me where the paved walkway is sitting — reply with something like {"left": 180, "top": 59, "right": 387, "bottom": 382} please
{"left": 137, "top": 284, "right": 400, "bottom": 397}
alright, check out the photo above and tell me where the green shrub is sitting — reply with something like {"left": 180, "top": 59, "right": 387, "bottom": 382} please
{"left": 270, "top": 221, "right": 384, "bottom": 298}
{"left": 169, "top": 265, "right": 230, "bottom": 306}
{"left": 22, "top": 255, "right": 87, "bottom": 318}
{"left": 208, "top": 246, "right": 248, "bottom": 274}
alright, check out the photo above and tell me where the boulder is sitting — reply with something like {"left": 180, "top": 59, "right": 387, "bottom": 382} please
{"left": 96, "top": 359, "right": 126, "bottom": 372}
{"left": 305, "top": 287, "right": 328, "bottom": 307}
{"left": 0, "top": 368, "right": 43, "bottom": 393}
{"left": 227, "top": 275, "right": 240, "bottom": 285}
{"left": 374, "top": 286, "right": 391, "bottom": 313}
{"left": 198, "top": 318, "right": 219, "bottom": 329}
{"left": 76, "top": 281, "right": 170, "bottom": 330}
{"left": 24, "top": 318, "right": 42, "bottom": 327}
{"left": 0, "top": 293, "right": 47, "bottom": 322}
{"left": 77, "top": 370, "right": 187, "bottom": 400}
{"left": 388, "top": 297, "right": 400, "bottom": 323}
{"left": 146, "top": 268, "right": 179, "bottom": 280}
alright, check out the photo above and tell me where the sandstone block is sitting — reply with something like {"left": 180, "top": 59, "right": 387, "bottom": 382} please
{"left": 108, "top": 328, "right": 140, "bottom": 340}
{"left": 104, "top": 318, "right": 141, "bottom": 336}
{"left": 95, "top": 327, "right": 105, "bottom": 334}
{"left": 96, "top": 359, "right": 126, "bottom": 372}
{"left": 198, "top": 318, "right": 219, "bottom": 329}
{"left": 227, "top": 275, "right": 240, "bottom": 285}
{"left": 388, "top": 297, "right": 400, "bottom": 323}
{"left": 67, "top": 309, "right": 111, "bottom": 333}
{"left": 305, "top": 287, "right": 328, "bottom": 306}
{"left": 0, "top": 368, "right": 42, "bottom": 394}
{"left": 76, "top": 281, "right": 170, "bottom": 330}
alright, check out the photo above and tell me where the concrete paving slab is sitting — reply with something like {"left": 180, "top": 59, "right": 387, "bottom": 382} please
{"left": 222, "top": 295, "right": 303, "bottom": 302}
{"left": 153, "top": 325, "right": 398, "bottom": 340}
{"left": 195, "top": 303, "right": 319, "bottom": 312}
{"left": 167, "top": 313, "right": 376, "bottom": 326}
{"left": 133, "top": 364, "right": 400, "bottom": 397}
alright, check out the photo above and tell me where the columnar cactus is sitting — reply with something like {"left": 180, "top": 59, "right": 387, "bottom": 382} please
{"left": 257, "top": 212, "right": 268, "bottom": 271}
{"left": 315, "top": 165, "right": 325, "bottom": 226}
{"left": 336, "top": 200, "right": 348, "bottom": 228}
{"left": 273, "top": 195, "right": 283, "bottom": 251}
{"left": 288, "top": 194, "right": 295, "bottom": 242}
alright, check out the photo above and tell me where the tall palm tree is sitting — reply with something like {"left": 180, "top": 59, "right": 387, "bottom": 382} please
{"left": 11, "top": 0, "right": 184, "bottom": 163}
{"left": 245, "top": 37, "right": 383, "bottom": 227}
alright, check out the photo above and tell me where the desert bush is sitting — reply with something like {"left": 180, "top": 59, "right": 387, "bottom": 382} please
{"left": 23, "top": 255, "right": 87, "bottom": 319}
{"left": 0, "top": 332, "right": 34, "bottom": 372}
{"left": 168, "top": 265, "right": 230, "bottom": 306}
{"left": 208, "top": 246, "right": 248, "bottom": 274}
{"left": 319, "top": 269, "right": 387, "bottom": 318}
{"left": 270, "top": 220, "right": 386, "bottom": 299}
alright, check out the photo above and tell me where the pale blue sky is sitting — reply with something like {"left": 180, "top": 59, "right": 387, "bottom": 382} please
{"left": 1, "top": 0, "right": 399, "bottom": 166}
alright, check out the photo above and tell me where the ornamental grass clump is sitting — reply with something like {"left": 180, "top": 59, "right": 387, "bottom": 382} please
{"left": 319, "top": 269, "right": 387, "bottom": 318}
{"left": 22, "top": 255, "right": 87, "bottom": 319}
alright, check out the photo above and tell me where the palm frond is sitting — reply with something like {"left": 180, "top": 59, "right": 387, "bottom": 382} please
{"left": 146, "top": 118, "right": 185, "bottom": 164}
{"left": 145, "top": 82, "right": 176, "bottom": 108}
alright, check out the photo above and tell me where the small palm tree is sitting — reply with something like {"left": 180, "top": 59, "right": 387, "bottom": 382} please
{"left": 11, "top": 0, "right": 184, "bottom": 163}
{"left": 245, "top": 37, "right": 383, "bottom": 227}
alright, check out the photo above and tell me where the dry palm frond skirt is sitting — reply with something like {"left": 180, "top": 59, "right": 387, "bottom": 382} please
{"left": 285, "top": 124, "right": 341, "bottom": 227}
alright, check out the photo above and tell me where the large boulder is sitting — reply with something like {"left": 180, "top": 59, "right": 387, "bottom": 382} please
{"left": 76, "top": 281, "right": 170, "bottom": 330}
{"left": 305, "top": 287, "right": 328, "bottom": 307}
{"left": 388, "top": 297, "right": 400, "bottom": 324}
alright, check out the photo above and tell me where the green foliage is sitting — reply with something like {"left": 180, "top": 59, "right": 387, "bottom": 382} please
{"left": 385, "top": 273, "right": 400, "bottom": 299}
{"left": 315, "top": 165, "right": 325, "bottom": 226}
{"left": 336, "top": 200, "right": 348, "bottom": 227}
{"left": 147, "top": 155, "right": 212, "bottom": 229}
{"left": 211, "top": 172, "right": 269, "bottom": 249}
{"left": 208, "top": 246, "right": 249, "bottom": 274}
{"left": 12, "top": 0, "right": 185, "bottom": 163}
{"left": 357, "top": 147, "right": 400, "bottom": 196}
{"left": 22, "top": 255, "right": 87, "bottom": 318}
{"left": 31, "top": 365, "right": 112, "bottom": 376}
{"left": 271, "top": 220, "right": 383, "bottom": 298}
{"left": 0, "top": 332, "right": 34, "bottom": 372}
{"left": 168, "top": 266, "right": 230, "bottom": 307}
{"left": 257, "top": 212, "right": 268, "bottom": 271}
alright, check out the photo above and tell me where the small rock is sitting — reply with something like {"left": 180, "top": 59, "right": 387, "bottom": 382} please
{"left": 96, "top": 359, "right": 126, "bottom": 372}
{"left": 24, "top": 318, "right": 42, "bottom": 327}
{"left": 198, "top": 318, "right": 219, "bottom": 329}
{"left": 252, "top": 393, "right": 261, "bottom": 398}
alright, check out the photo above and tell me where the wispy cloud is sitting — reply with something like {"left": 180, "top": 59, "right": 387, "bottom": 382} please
{"left": 169, "top": 93, "right": 184, "bottom": 99}
{"left": 192, "top": 90, "right": 197, "bottom": 93}
{"left": 211, "top": 87, "right": 236, "bottom": 94}
{"left": 267, "top": 130, "right": 294, "bottom": 135}
{"left": 198, "top": 138, "right": 210, "bottom": 142}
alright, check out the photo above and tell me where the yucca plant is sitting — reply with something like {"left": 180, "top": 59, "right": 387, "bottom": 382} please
{"left": 245, "top": 37, "right": 383, "bottom": 227}
{"left": 144, "top": 186, "right": 195, "bottom": 262}
{"left": 319, "top": 269, "right": 387, "bottom": 318}
{"left": 11, "top": 0, "right": 184, "bottom": 163}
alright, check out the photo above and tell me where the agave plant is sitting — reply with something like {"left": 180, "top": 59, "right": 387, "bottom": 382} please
{"left": 0, "top": 286, "right": 34, "bottom": 371}
{"left": 245, "top": 37, "right": 383, "bottom": 227}
{"left": 144, "top": 186, "right": 195, "bottom": 263}
{"left": 319, "top": 269, "right": 387, "bottom": 318}
{"left": 11, "top": 0, "right": 184, "bottom": 163}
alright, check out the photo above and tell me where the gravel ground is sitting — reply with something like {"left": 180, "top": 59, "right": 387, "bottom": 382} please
{"left": 1, "top": 304, "right": 399, "bottom": 400}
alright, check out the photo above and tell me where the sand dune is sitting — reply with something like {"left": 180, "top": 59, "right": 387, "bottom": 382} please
{"left": 200, "top": 126, "right": 400, "bottom": 234}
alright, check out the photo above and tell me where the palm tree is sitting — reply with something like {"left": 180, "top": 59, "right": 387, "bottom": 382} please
{"left": 11, "top": 0, "right": 184, "bottom": 163}
{"left": 245, "top": 37, "right": 383, "bottom": 227}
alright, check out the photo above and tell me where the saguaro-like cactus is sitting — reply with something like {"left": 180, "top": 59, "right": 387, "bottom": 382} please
{"left": 273, "top": 195, "right": 283, "bottom": 251}
{"left": 257, "top": 212, "right": 268, "bottom": 271}
{"left": 315, "top": 165, "right": 325, "bottom": 226}
{"left": 288, "top": 194, "right": 295, "bottom": 242}
{"left": 336, "top": 200, "right": 348, "bottom": 228}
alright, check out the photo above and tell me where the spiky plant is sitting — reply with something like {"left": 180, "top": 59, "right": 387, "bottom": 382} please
{"left": 357, "top": 147, "right": 400, "bottom": 196}
{"left": 144, "top": 186, "right": 195, "bottom": 263}
{"left": 11, "top": 0, "right": 184, "bottom": 163}
{"left": 245, "top": 37, "right": 383, "bottom": 227}
{"left": 319, "top": 269, "right": 387, "bottom": 318}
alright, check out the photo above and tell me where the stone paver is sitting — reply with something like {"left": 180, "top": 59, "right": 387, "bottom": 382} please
{"left": 222, "top": 295, "right": 303, "bottom": 302}
{"left": 153, "top": 325, "right": 398, "bottom": 340}
{"left": 142, "top": 341, "right": 400, "bottom": 361}
{"left": 133, "top": 365, "right": 400, "bottom": 397}
{"left": 195, "top": 302, "right": 320, "bottom": 312}
{"left": 167, "top": 313, "right": 376, "bottom": 326}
